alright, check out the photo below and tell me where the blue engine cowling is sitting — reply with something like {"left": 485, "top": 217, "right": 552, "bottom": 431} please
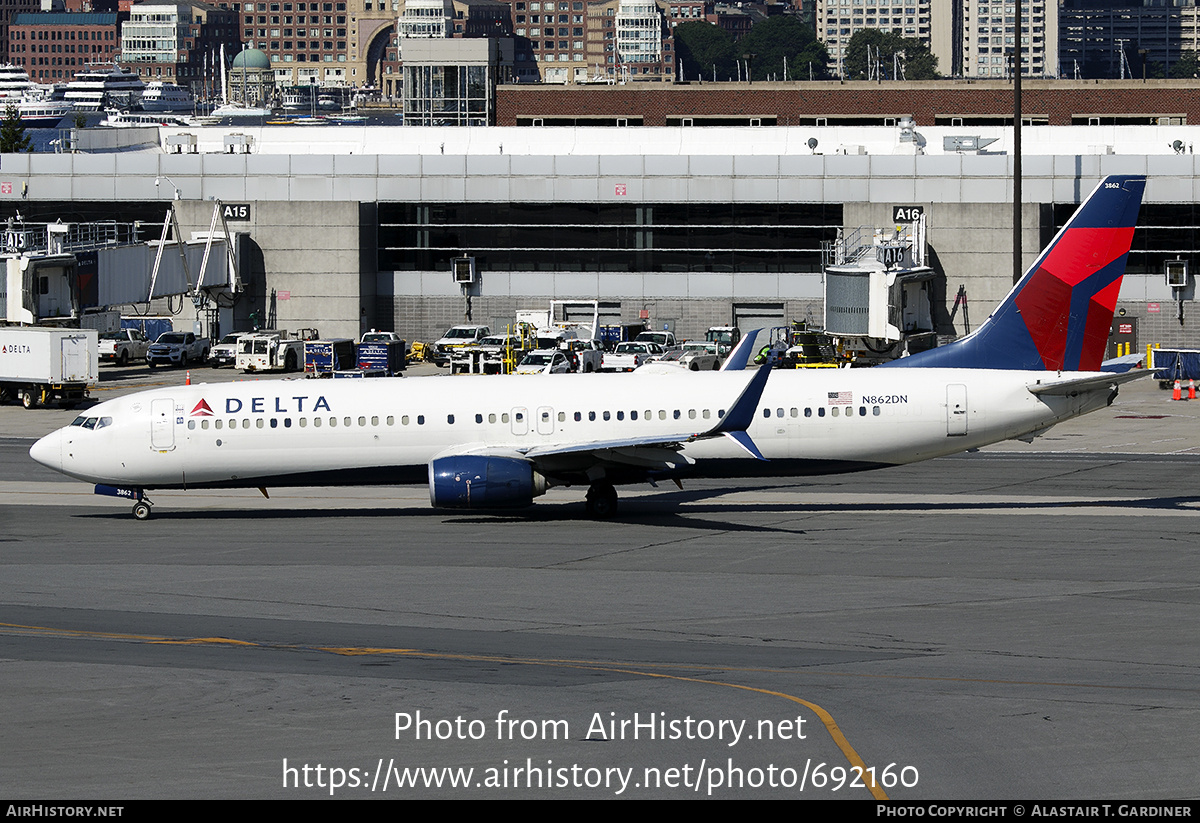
{"left": 428, "top": 455, "right": 548, "bottom": 509}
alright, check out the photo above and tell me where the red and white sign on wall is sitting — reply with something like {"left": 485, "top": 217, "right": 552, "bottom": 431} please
{"left": 614, "top": 184, "right": 627, "bottom": 196}
{"left": 1, "top": 183, "right": 11, "bottom": 195}
{"left": 277, "top": 291, "right": 291, "bottom": 300}
{"left": 1147, "top": 303, "right": 1161, "bottom": 313}
{"left": 1118, "top": 323, "right": 1133, "bottom": 334}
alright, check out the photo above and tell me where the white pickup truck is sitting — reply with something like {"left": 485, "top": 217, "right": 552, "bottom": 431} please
{"left": 601, "top": 341, "right": 665, "bottom": 372}
{"left": 146, "top": 331, "right": 210, "bottom": 368}
{"left": 98, "top": 329, "right": 150, "bottom": 366}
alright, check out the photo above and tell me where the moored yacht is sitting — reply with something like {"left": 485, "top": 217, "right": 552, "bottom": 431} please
{"left": 62, "top": 64, "right": 145, "bottom": 111}
{"left": 139, "top": 81, "right": 195, "bottom": 112}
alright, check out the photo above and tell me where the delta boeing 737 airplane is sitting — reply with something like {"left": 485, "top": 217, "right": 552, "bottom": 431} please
{"left": 30, "top": 175, "right": 1147, "bottom": 520}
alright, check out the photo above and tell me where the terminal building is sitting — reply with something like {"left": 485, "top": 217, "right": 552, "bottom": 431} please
{"left": 2, "top": 119, "right": 1199, "bottom": 352}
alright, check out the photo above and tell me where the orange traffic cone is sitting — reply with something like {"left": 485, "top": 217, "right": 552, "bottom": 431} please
{"left": 185, "top": 370, "right": 191, "bottom": 386}
{"left": 1173, "top": 379, "right": 1182, "bottom": 401}
{"left": 1190, "top": 379, "right": 1197, "bottom": 400}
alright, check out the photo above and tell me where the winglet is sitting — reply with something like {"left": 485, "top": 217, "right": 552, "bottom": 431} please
{"left": 690, "top": 360, "right": 772, "bottom": 460}
{"left": 714, "top": 359, "right": 772, "bottom": 435}
{"left": 721, "top": 328, "right": 766, "bottom": 372}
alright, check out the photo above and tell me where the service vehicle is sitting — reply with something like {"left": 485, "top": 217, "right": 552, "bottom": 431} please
{"left": 304, "top": 339, "right": 357, "bottom": 377}
{"left": 146, "top": 331, "right": 210, "bottom": 369}
{"left": 430, "top": 325, "right": 491, "bottom": 367}
{"left": 356, "top": 339, "right": 407, "bottom": 375}
{"left": 563, "top": 338, "right": 604, "bottom": 373}
{"left": 98, "top": 329, "right": 150, "bottom": 366}
{"left": 236, "top": 332, "right": 304, "bottom": 373}
{"left": 705, "top": 326, "right": 742, "bottom": 359}
{"left": 451, "top": 333, "right": 524, "bottom": 374}
{"left": 0, "top": 327, "right": 98, "bottom": 409}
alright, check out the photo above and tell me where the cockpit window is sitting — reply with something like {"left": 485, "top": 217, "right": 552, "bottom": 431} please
{"left": 71, "top": 415, "right": 112, "bottom": 430}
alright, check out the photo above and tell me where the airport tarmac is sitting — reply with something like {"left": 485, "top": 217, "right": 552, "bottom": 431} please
{"left": 1, "top": 364, "right": 1198, "bottom": 799}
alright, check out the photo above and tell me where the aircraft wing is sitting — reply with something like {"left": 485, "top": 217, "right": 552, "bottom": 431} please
{"left": 1026, "top": 369, "right": 1150, "bottom": 397}
{"left": 449, "top": 361, "right": 773, "bottom": 475}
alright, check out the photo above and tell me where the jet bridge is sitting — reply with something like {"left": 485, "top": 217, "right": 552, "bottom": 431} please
{"left": 822, "top": 213, "right": 938, "bottom": 364}
{"left": 3, "top": 204, "right": 243, "bottom": 339}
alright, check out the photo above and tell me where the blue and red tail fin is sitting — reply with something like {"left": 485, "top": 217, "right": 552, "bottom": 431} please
{"left": 884, "top": 175, "right": 1146, "bottom": 371}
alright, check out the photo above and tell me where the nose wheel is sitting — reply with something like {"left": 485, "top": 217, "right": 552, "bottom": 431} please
{"left": 132, "top": 500, "right": 153, "bottom": 521}
{"left": 585, "top": 482, "right": 618, "bottom": 519}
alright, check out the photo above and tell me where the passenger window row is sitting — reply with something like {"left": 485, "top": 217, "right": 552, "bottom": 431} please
{"left": 181, "top": 404, "right": 885, "bottom": 433}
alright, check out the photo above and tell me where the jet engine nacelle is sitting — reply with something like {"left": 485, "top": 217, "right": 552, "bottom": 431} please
{"left": 428, "top": 455, "right": 548, "bottom": 509}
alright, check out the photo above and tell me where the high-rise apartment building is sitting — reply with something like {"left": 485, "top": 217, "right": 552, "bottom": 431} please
{"left": 962, "top": 0, "right": 1055, "bottom": 78}
{"left": 816, "top": 0, "right": 1056, "bottom": 77}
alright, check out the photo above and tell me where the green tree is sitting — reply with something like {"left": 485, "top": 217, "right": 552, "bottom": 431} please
{"left": 0, "top": 105, "right": 31, "bottom": 153}
{"left": 843, "top": 29, "right": 939, "bottom": 80}
{"left": 737, "top": 15, "right": 830, "bottom": 80}
{"left": 1169, "top": 50, "right": 1200, "bottom": 78}
{"left": 673, "top": 21, "right": 737, "bottom": 81}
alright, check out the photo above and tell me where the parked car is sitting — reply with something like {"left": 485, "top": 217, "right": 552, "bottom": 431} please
{"left": 638, "top": 342, "right": 721, "bottom": 373}
{"left": 515, "top": 349, "right": 572, "bottom": 375}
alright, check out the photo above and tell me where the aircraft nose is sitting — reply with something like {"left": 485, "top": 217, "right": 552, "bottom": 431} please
{"left": 29, "top": 430, "right": 63, "bottom": 473}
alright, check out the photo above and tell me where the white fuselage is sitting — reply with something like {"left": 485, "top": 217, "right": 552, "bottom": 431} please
{"left": 32, "top": 368, "right": 1107, "bottom": 493}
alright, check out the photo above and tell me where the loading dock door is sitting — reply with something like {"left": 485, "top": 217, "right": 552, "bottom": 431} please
{"left": 734, "top": 303, "right": 786, "bottom": 336}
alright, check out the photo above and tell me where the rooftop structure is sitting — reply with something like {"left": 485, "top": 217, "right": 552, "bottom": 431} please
{"left": 5, "top": 121, "right": 1199, "bottom": 352}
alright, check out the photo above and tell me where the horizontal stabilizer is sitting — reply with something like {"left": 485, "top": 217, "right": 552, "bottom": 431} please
{"left": 1027, "top": 369, "right": 1150, "bottom": 397}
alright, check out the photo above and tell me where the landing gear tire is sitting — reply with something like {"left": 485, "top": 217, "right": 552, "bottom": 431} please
{"left": 132, "top": 501, "right": 152, "bottom": 521}
{"left": 585, "top": 482, "right": 618, "bottom": 519}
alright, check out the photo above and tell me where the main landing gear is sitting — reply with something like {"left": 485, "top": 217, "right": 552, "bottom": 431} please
{"left": 585, "top": 481, "right": 618, "bottom": 519}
